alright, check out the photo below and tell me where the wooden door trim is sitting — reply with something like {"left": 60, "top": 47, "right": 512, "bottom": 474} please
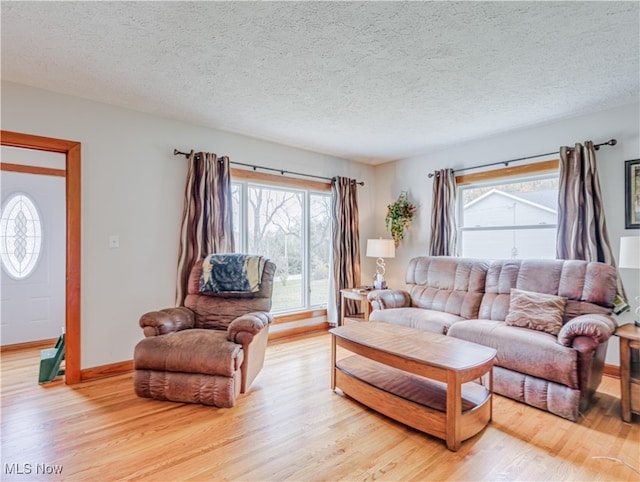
{"left": 1, "top": 130, "right": 81, "bottom": 384}
{"left": 0, "top": 162, "right": 66, "bottom": 177}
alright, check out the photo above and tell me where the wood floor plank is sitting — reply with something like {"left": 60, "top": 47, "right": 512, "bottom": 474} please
{"left": 1, "top": 331, "right": 638, "bottom": 481}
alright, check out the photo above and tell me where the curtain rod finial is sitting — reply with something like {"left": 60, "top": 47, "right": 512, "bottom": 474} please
{"left": 609, "top": 139, "right": 617, "bottom": 146}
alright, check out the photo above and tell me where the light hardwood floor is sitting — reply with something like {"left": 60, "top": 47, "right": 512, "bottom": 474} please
{"left": 1, "top": 332, "right": 638, "bottom": 481}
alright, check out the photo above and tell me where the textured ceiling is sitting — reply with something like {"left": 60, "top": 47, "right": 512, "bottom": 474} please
{"left": 1, "top": 2, "right": 638, "bottom": 164}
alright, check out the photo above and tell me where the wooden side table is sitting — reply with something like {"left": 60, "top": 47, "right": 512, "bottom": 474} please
{"left": 616, "top": 323, "right": 640, "bottom": 422}
{"left": 340, "top": 289, "right": 372, "bottom": 325}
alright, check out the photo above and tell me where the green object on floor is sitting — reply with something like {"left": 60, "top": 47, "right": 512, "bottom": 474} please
{"left": 38, "top": 334, "right": 65, "bottom": 384}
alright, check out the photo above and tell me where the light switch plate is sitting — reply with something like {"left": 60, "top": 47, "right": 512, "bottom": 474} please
{"left": 109, "top": 235, "right": 120, "bottom": 249}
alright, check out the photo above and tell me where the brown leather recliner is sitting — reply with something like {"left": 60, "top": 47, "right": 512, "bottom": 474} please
{"left": 133, "top": 256, "right": 275, "bottom": 408}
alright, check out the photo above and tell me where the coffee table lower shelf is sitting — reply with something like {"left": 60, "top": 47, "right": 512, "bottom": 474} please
{"left": 335, "top": 355, "right": 492, "bottom": 450}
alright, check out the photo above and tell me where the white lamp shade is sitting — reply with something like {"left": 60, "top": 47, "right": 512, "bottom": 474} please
{"left": 619, "top": 236, "right": 640, "bottom": 269}
{"left": 366, "top": 239, "right": 396, "bottom": 258}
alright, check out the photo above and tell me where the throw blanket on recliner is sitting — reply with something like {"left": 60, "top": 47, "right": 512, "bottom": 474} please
{"left": 199, "top": 254, "right": 266, "bottom": 293}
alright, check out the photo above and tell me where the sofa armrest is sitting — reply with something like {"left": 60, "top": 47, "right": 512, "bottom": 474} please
{"left": 139, "top": 307, "right": 195, "bottom": 337}
{"left": 227, "top": 312, "right": 274, "bottom": 345}
{"left": 557, "top": 314, "right": 617, "bottom": 347}
{"left": 367, "top": 289, "right": 411, "bottom": 311}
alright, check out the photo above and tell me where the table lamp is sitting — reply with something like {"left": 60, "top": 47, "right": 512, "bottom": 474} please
{"left": 366, "top": 238, "right": 395, "bottom": 290}
{"left": 619, "top": 236, "right": 640, "bottom": 326}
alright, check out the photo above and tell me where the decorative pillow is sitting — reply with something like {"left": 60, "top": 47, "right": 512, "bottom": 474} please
{"left": 199, "top": 254, "right": 266, "bottom": 294}
{"left": 505, "top": 288, "right": 567, "bottom": 336}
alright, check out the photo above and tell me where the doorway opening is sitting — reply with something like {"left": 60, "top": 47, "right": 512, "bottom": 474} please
{"left": 1, "top": 131, "right": 81, "bottom": 384}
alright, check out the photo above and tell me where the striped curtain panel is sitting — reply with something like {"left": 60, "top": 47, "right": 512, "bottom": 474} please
{"left": 328, "top": 177, "right": 361, "bottom": 324}
{"left": 429, "top": 168, "right": 458, "bottom": 256}
{"left": 175, "top": 152, "right": 235, "bottom": 306}
{"left": 556, "top": 141, "right": 626, "bottom": 298}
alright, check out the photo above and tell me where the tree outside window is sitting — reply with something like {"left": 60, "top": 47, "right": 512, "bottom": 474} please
{"left": 232, "top": 182, "right": 331, "bottom": 312}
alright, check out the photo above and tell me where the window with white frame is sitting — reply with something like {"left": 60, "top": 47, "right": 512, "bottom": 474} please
{"left": 457, "top": 171, "right": 559, "bottom": 259}
{"left": 232, "top": 180, "right": 331, "bottom": 313}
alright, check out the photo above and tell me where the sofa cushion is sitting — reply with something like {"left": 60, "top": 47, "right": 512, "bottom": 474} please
{"left": 369, "top": 307, "right": 464, "bottom": 335}
{"left": 134, "top": 329, "right": 244, "bottom": 377}
{"left": 492, "top": 366, "right": 580, "bottom": 421}
{"left": 447, "top": 319, "right": 578, "bottom": 388}
{"left": 405, "top": 257, "right": 487, "bottom": 319}
{"left": 479, "top": 260, "right": 563, "bottom": 321}
{"left": 505, "top": 288, "right": 567, "bottom": 336}
{"left": 134, "top": 369, "right": 241, "bottom": 408}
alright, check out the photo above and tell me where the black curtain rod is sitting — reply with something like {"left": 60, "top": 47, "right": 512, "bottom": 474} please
{"left": 427, "top": 139, "right": 617, "bottom": 178}
{"left": 173, "top": 149, "right": 364, "bottom": 186}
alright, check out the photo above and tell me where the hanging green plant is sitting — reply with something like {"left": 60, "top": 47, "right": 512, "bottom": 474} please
{"left": 385, "top": 191, "right": 416, "bottom": 248}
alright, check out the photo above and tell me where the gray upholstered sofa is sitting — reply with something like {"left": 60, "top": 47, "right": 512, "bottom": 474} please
{"left": 367, "top": 256, "right": 618, "bottom": 421}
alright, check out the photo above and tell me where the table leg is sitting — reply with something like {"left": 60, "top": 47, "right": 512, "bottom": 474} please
{"left": 330, "top": 334, "right": 336, "bottom": 390}
{"left": 446, "top": 371, "right": 462, "bottom": 451}
{"left": 489, "top": 367, "right": 494, "bottom": 423}
{"left": 620, "top": 337, "right": 631, "bottom": 422}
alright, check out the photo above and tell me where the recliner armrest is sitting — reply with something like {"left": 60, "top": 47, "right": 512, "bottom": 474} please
{"left": 139, "top": 307, "right": 195, "bottom": 337}
{"left": 557, "top": 314, "right": 617, "bottom": 347}
{"left": 367, "top": 289, "right": 411, "bottom": 310}
{"left": 227, "top": 312, "right": 273, "bottom": 345}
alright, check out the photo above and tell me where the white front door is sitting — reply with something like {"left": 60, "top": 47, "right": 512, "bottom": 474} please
{"left": 1, "top": 147, "right": 66, "bottom": 345}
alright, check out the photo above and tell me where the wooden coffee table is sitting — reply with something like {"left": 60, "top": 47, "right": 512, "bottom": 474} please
{"left": 330, "top": 322, "right": 497, "bottom": 451}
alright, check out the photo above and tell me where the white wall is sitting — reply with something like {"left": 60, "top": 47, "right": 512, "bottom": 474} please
{"left": 1, "top": 81, "right": 376, "bottom": 368}
{"left": 3, "top": 80, "right": 637, "bottom": 368}
{"left": 373, "top": 102, "right": 640, "bottom": 366}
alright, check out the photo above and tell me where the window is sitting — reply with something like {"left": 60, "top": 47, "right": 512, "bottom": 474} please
{"left": 232, "top": 180, "right": 331, "bottom": 313}
{"left": 457, "top": 172, "right": 559, "bottom": 259}
{"left": 0, "top": 193, "right": 43, "bottom": 279}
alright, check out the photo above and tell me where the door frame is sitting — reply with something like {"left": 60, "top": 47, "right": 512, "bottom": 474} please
{"left": 1, "top": 130, "right": 81, "bottom": 384}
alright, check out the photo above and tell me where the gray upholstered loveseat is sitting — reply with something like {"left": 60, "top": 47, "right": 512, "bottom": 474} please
{"left": 367, "top": 256, "right": 618, "bottom": 421}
